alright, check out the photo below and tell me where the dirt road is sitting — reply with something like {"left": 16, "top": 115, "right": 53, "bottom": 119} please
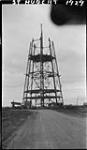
{"left": 7, "top": 109, "right": 86, "bottom": 149}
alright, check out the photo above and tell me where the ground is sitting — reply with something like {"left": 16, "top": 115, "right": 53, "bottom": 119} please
{"left": 2, "top": 108, "right": 32, "bottom": 149}
{"left": 2, "top": 107, "right": 87, "bottom": 149}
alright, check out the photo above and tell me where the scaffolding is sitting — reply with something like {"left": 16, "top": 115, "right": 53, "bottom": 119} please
{"left": 23, "top": 25, "right": 63, "bottom": 108}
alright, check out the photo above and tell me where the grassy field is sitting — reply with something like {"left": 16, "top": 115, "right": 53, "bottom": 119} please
{"left": 49, "top": 105, "right": 87, "bottom": 118}
{"left": 2, "top": 108, "right": 32, "bottom": 149}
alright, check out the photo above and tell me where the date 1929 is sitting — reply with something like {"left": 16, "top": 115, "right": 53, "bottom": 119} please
{"left": 66, "top": 0, "right": 85, "bottom": 6}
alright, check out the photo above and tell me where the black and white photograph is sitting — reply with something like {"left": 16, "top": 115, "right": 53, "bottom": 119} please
{"left": 2, "top": 1, "right": 86, "bottom": 149}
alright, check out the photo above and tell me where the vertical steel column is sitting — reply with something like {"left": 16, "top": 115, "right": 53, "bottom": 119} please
{"left": 49, "top": 38, "right": 57, "bottom": 104}
{"left": 52, "top": 41, "right": 63, "bottom": 104}
{"left": 23, "top": 42, "right": 32, "bottom": 103}
{"left": 30, "top": 44, "right": 35, "bottom": 107}
{"left": 40, "top": 24, "right": 44, "bottom": 107}
{"left": 26, "top": 39, "right": 34, "bottom": 102}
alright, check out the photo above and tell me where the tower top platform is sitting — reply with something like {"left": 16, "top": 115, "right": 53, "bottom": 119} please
{"left": 29, "top": 54, "right": 55, "bottom": 62}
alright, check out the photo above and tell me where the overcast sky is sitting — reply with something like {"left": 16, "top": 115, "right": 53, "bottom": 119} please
{"left": 2, "top": 5, "right": 86, "bottom": 106}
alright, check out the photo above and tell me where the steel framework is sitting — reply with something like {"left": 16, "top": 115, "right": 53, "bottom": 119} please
{"left": 23, "top": 25, "right": 63, "bottom": 107}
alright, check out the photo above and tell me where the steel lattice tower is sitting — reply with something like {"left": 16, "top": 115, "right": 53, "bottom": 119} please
{"left": 23, "top": 25, "right": 63, "bottom": 108}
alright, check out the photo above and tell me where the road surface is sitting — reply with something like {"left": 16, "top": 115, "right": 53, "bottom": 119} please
{"left": 7, "top": 109, "right": 86, "bottom": 149}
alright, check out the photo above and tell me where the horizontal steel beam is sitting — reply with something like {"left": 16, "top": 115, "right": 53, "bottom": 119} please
{"left": 23, "top": 96, "right": 62, "bottom": 99}
{"left": 24, "top": 89, "right": 61, "bottom": 94}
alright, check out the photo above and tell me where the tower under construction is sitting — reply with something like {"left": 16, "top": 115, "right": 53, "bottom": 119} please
{"left": 23, "top": 25, "right": 63, "bottom": 108}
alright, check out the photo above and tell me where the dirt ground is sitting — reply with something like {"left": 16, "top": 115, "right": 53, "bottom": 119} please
{"left": 3, "top": 109, "right": 86, "bottom": 149}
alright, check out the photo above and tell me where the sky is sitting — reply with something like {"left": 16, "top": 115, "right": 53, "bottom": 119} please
{"left": 2, "top": 5, "right": 86, "bottom": 106}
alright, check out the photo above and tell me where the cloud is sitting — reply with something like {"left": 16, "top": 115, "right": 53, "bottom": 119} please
{"left": 57, "top": 49, "right": 85, "bottom": 84}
